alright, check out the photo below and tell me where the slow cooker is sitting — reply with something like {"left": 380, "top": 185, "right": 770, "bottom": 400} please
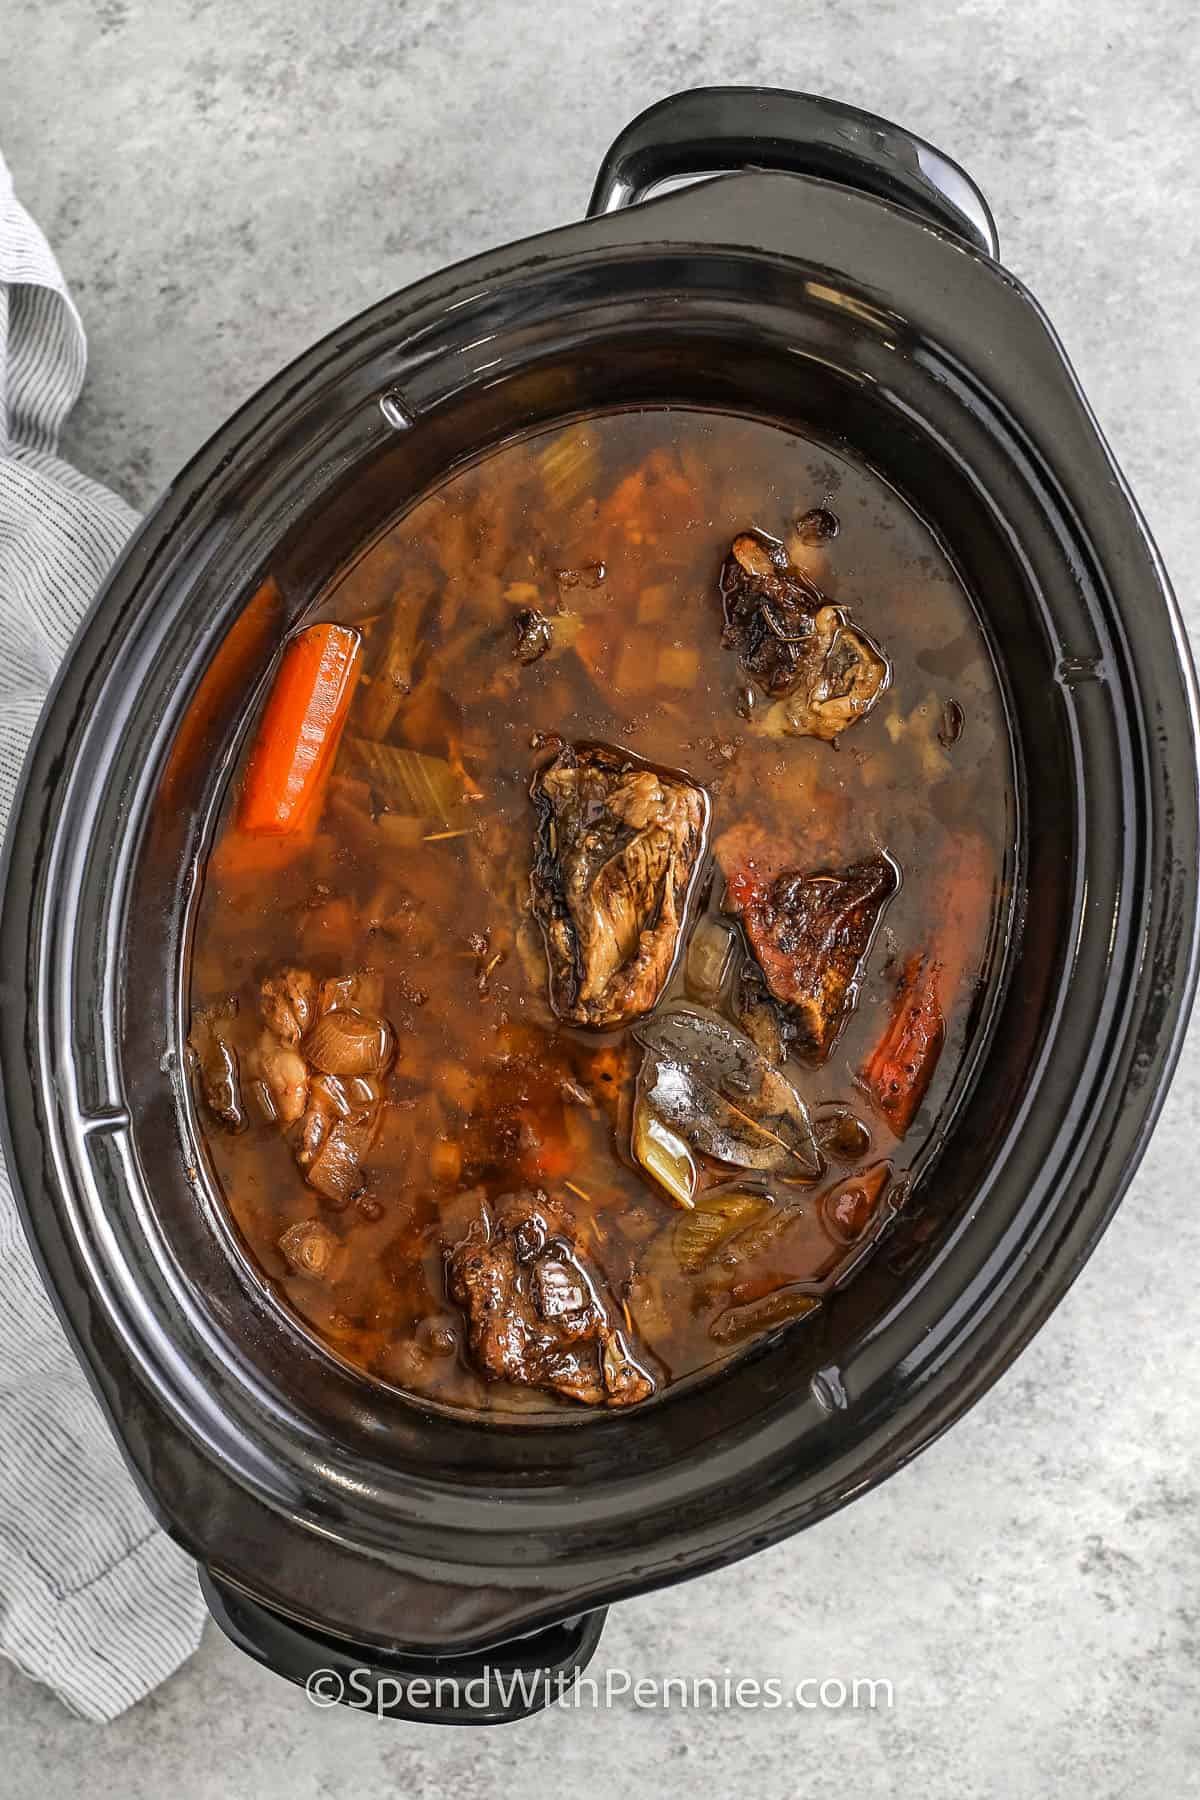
{"left": 1, "top": 88, "right": 1196, "bottom": 1724}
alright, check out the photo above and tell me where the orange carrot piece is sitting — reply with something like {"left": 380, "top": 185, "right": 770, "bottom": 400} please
{"left": 238, "top": 622, "right": 362, "bottom": 836}
{"left": 861, "top": 954, "right": 946, "bottom": 1136}
{"left": 520, "top": 1131, "right": 576, "bottom": 1183}
{"left": 861, "top": 833, "right": 998, "bottom": 1136}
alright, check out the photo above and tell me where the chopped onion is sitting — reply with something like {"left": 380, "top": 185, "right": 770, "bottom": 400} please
{"left": 674, "top": 1190, "right": 767, "bottom": 1272}
{"left": 685, "top": 918, "right": 736, "bottom": 1006}
{"left": 278, "top": 1218, "right": 340, "bottom": 1278}
{"left": 633, "top": 1096, "right": 698, "bottom": 1208}
{"left": 344, "top": 738, "right": 479, "bottom": 829}
{"left": 709, "top": 1286, "right": 821, "bottom": 1345}
{"left": 537, "top": 427, "right": 597, "bottom": 510}
{"left": 304, "top": 1008, "right": 395, "bottom": 1078}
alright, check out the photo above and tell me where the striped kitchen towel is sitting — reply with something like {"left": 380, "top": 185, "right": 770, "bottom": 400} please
{"left": 0, "top": 147, "right": 206, "bottom": 1721}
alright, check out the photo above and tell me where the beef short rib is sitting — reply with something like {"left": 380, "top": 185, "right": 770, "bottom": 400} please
{"left": 447, "top": 1192, "right": 655, "bottom": 1407}
{"left": 530, "top": 742, "right": 708, "bottom": 1028}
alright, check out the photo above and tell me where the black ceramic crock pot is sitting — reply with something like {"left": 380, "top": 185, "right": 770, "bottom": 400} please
{"left": 1, "top": 89, "right": 1197, "bottom": 1726}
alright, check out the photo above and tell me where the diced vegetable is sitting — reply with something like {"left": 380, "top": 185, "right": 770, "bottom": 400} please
{"left": 820, "top": 1161, "right": 892, "bottom": 1244}
{"left": 813, "top": 1103, "right": 872, "bottom": 1163}
{"left": 238, "top": 622, "right": 363, "bottom": 837}
{"left": 519, "top": 1122, "right": 577, "bottom": 1183}
{"left": 860, "top": 955, "right": 945, "bottom": 1135}
{"left": 307, "top": 1115, "right": 375, "bottom": 1205}
{"left": 249, "top": 1078, "right": 277, "bottom": 1124}
{"left": 883, "top": 697, "right": 952, "bottom": 783}
{"left": 356, "top": 578, "right": 432, "bottom": 739}
{"left": 537, "top": 427, "right": 598, "bottom": 511}
{"left": 657, "top": 644, "right": 699, "bottom": 690}
{"left": 674, "top": 1190, "right": 767, "bottom": 1271}
{"left": 436, "top": 1059, "right": 482, "bottom": 1113}
{"left": 685, "top": 917, "right": 737, "bottom": 1007}
{"left": 633, "top": 1095, "right": 699, "bottom": 1208}
{"left": 613, "top": 631, "right": 661, "bottom": 696}
{"left": 299, "top": 897, "right": 358, "bottom": 957}
{"left": 278, "top": 1218, "right": 341, "bottom": 1279}
{"left": 637, "top": 583, "right": 673, "bottom": 624}
{"left": 429, "top": 1137, "right": 464, "bottom": 1188}
{"left": 710, "top": 1286, "right": 821, "bottom": 1345}
{"left": 715, "top": 1201, "right": 795, "bottom": 1274}
{"left": 345, "top": 738, "right": 481, "bottom": 830}
{"left": 319, "top": 970, "right": 385, "bottom": 1015}
{"left": 304, "top": 1010, "right": 395, "bottom": 1079}
{"left": 377, "top": 813, "right": 427, "bottom": 850}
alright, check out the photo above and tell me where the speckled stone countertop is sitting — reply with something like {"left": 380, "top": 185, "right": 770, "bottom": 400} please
{"left": 3, "top": 2, "right": 1198, "bottom": 1794}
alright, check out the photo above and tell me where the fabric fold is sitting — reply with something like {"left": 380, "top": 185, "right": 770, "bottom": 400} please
{"left": 0, "top": 145, "right": 205, "bottom": 1722}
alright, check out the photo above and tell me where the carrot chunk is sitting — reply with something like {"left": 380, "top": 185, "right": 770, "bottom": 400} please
{"left": 861, "top": 954, "right": 946, "bottom": 1136}
{"left": 237, "top": 623, "right": 362, "bottom": 836}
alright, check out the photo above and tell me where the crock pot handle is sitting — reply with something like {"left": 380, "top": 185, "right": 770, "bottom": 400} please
{"left": 200, "top": 1567, "right": 608, "bottom": 1726}
{"left": 587, "top": 86, "right": 998, "bottom": 258}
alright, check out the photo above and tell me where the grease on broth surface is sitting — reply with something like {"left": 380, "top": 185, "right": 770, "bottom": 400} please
{"left": 188, "top": 408, "right": 1012, "bottom": 1416}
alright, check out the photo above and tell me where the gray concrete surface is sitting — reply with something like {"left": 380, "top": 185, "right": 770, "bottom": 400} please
{"left": 3, "top": 1, "right": 1199, "bottom": 1794}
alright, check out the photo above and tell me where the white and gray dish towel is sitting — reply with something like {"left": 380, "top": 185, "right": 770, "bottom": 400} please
{"left": 0, "top": 147, "right": 206, "bottom": 1720}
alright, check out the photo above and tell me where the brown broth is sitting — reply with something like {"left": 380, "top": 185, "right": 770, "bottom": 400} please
{"left": 189, "top": 408, "right": 1013, "bottom": 1417}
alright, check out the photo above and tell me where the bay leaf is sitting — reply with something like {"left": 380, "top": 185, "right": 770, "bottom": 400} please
{"left": 633, "top": 1007, "right": 822, "bottom": 1181}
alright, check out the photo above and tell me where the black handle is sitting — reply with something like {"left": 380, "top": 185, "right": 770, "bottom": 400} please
{"left": 201, "top": 1568, "right": 607, "bottom": 1726}
{"left": 588, "top": 86, "right": 998, "bottom": 259}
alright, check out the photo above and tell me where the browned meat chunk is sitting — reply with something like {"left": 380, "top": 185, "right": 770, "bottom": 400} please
{"left": 720, "top": 531, "right": 824, "bottom": 696}
{"left": 447, "top": 1193, "right": 654, "bottom": 1408}
{"left": 719, "top": 831, "right": 898, "bottom": 1063}
{"left": 188, "top": 1002, "right": 245, "bottom": 1131}
{"left": 530, "top": 742, "right": 708, "bottom": 1028}
{"left": 767, "top": 606, "right": 890, "bottom": 742}
{"left": 258, "top": 1032, "right": 309, "bottom": 1124}
{"left": 719, "top": 531, "right": 889, "bottom": 739}
{"left": 259, "top": 967, "right": 319, "bottom": 1047}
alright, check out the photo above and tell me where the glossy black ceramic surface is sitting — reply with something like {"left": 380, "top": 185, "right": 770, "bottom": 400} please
{"left": 1, "top": 89, "right": 1196, "bottom": 1722}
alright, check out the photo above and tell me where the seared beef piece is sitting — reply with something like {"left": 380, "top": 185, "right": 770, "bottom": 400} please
{"left": 188, "top": 1002, "right": 245, "bottom": 1131}
{"left": 259, "top": 967, "right": 319, "bottom": 1047}
{"left": 254, "top": 965, "right": 395, "bottom": 1202}
{"left": 530, "top": 742, "right": 708, "bottom": 1029}
{"left": 447, "top": 1192, "right": 655, "bottom": 1408}
{"left": 770, "top": 606, "right": 890, "bottom": 742}
{"left": 719, "top": 833, "right": 898, "bottom": 1064}
{"left": 719, "top": 532, "right": 889, "bottom": 739}
{"left": 720, "top": 532, "right": 823, "bottom": 697}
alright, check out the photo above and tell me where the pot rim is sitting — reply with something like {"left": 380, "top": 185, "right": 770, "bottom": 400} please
{"left": 1, "top": 166, "right": 1196, "bottom": 1652}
